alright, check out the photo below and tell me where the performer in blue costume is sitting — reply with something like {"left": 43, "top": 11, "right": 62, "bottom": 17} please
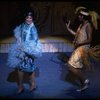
{"left": 7, "top": 11, "right": 42, "bottom": 94}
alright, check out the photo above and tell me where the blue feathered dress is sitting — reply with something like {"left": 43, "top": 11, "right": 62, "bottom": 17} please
{"left": 7, "top": 22, "right": 42, "bottom": 72}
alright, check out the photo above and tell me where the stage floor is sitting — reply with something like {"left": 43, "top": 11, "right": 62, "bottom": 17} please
{"left": 0, "top": 53, "right": 100, "bottom": 99}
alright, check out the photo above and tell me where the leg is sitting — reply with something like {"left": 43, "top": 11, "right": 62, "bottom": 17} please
{"left": 69, "top": 65, "right": 90, "bottom": 91}
{"left": 69, "top": 65, "right": 85, "bottom": 85}
{"left": 68, "top": 46, "right": 90, "bottom": 91}
{"left": 17, "top": 69, "right": 24, "bottom": 94}
{"left": 29, "top": 72, "right": 36, "bottom": 92}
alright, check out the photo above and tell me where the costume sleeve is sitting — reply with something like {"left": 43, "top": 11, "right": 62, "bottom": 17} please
{"left": 30, "top": 25, "right": 39, "bottom": 42}
{"left": 13, "top": 24, "right": 21, "bottom": 40}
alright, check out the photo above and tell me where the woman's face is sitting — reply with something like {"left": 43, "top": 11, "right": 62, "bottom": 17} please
{"left": 78, "top": 13, "right": 84, "bottom": 22}
{"left": 25, "top": 16, "right": 33, "bottom": 24}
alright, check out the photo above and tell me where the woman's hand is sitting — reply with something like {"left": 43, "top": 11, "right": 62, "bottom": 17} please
{"left": 66, "top": 20, "right": 71, "bottom": 30}
{"left": 66, "top": 20, "right": 76, "bottom": 35}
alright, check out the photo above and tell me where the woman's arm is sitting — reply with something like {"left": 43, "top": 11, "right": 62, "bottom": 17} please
{"left": 13, "top": 25, "right": 22, "bottom": 44}
{"left": 66, "top": 20, "right": 76, "bottom": 35}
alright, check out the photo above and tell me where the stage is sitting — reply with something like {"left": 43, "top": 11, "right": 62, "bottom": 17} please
{"left": 0, "top": 52, "right": 100, "bottom": 99}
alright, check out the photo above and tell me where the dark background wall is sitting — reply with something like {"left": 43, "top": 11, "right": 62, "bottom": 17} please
{"left": 0, "top": 1, "right": 100, "bottom": 45}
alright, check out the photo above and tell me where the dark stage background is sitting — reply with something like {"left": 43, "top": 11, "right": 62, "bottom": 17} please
{"left": 0, "top": 1, "right": 100, "bottom": 46}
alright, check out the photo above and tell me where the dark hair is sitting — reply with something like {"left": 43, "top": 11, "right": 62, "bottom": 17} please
{"left": 24, "top": 11, "right": 33, "bottom": 18}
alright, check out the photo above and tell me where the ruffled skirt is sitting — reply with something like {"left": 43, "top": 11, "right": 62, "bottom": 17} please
{"left": 7, "top": 40, "right": 42, "bottom": 72}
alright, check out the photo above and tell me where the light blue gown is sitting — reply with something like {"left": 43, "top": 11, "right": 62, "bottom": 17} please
{"left": 7, "top": 22, "right": 42, "bottom": 72}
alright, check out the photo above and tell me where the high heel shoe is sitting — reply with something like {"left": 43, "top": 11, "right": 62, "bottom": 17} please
{"left": 76, "top": 79, "right": 90, "bottom": 92}
{"left": 17, "top": 86, "right": 24, "bottom": 94}
{"left": 29, "top": 85, "right": 37, "bottom": 92}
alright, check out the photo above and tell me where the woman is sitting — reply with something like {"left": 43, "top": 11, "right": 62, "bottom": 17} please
{"left": 66, "top": 7, "right": 100, "bottom": 92}
{"left": 7, "top": 11, "right": 42, "bottom": 94}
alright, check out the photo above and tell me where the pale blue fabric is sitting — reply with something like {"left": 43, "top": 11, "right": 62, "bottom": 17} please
{"left": 7, "top": 22, "right": 42, "bottom": 72}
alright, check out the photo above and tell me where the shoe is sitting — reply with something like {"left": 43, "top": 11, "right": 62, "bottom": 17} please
{"left": 76, "top": 85, "right": 88, "bottom": 92}
{"left": 85, "top": 79, "right": 90, "bottom": 84}
{"left": 17, "top": 86, "right": 24, "bottom": 94}
{"left": 76, "top": 79, "right": 90, "bottom": 92}
{"left": 29, "top": 85, "right": 37, "bottom": 92}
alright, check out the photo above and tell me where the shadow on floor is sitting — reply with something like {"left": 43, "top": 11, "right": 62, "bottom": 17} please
{"left": 7, "top": 67, "right": 40, "bottom": 84}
